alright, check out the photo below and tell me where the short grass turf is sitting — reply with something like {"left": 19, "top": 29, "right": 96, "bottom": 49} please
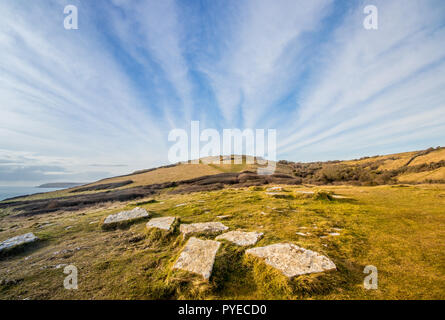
{"left": 0, "top": 184, "right": 444, "bottom": 300}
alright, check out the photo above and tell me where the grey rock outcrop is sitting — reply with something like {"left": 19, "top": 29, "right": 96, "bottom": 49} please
{"left": 102, "top": 207, "right": 150, "bottom": 228}
{"left": 146, "top": 216, "right": 176, "bottom": 231}
{"left": 179, "top": 222, "right": 228, "bottom": 238}
{"left": 0, "top": 233, "right": 38, "bottom": 254}
{"left": 245, "top": 243, "right": 336, "bottom": 277}
{"left": 216, "top": 231, "right": 263, "bottom": 246}
{"left": 173, "top": 237, "right": 221, "bottom": 280}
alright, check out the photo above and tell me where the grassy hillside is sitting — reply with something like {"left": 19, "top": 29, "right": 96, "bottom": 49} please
{"left": 1, "top": 148, "right": 444, "bottom": 300}
{"left": 4, "top": 161, "right": 260, "bottom": 202}
{"left": 3, "top": 147, "right": 444, "bottom": 204}
{"left": 283, "top": 146, "right": 445, "bottom": 185}
{"left": 0, "top": 184, "right": 444, "bottom": 299}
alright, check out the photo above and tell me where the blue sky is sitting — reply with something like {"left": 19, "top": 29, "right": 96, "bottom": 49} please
{"left": 1, "top": 0, "right": 445, "bottom": 185}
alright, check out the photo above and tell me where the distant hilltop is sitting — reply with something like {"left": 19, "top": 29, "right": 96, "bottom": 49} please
{"left": 37, "top": 182, "right": 86, "bottom": 188}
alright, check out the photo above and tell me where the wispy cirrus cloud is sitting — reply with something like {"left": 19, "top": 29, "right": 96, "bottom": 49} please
{"left": 106, "top": 0, "right": 194, "bottom": 128}
{"left": 0, "top": 0, "right": 168, "bottom": 184}
{"left": 277, "top": 0, "right": 445, "bottom": 160}
{"left": 0, "top": 0, "right": 444, "bottom": 184}
{"left": 198, "top": 0, "right": 334, "bottom": 127}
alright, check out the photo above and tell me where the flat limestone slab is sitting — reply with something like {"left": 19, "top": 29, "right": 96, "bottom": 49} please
{"left": 216, "top": 231, "right": 263, "bottom": 246}
{"left": 296, "top": 232, "right": 309, "bottom": 237}
{"left": 173, "top": 237, "right": 221, "bottom": 280}
{"left": 103, "top": 207, "right": 150, "bottom": 225}
{"left": 328, "top": 232, "right": 340, "bottom": 236}
{"left": 245, "top": 243, "right": 336, "bottom": 278}
{"left": 332, "top": 195, "right": 348, "bottom": 199}
{"left": 179, "top": 222, "right": 228, "bottom": 238}
{"left": 296, "top": 191, "right": 315, "bottom": 195}
{"left": 0, "top": 233, "right": 38, "bottom": 253}
{"left": 146, "top": 216, "right": 176, "bottom": 231}
{"left": 266, "top": 186, "right": 282, "bottom": 192}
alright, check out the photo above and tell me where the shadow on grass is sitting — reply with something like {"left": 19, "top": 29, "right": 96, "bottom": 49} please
{"left": 210, "top": 242, "right": 366, "bottom": 299}
{"left": 100, "top": 216, "right": 151, "bottom": 231}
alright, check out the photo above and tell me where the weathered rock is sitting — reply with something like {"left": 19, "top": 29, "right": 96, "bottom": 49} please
{"left": 295, "top": 232, "right": 309, "bottom": 237}
{"left": 146, "top": 216, "right": 176, "bottom": 231}
{"left": 0, "top": 233, "right": 38, "bottom": 254}
{"left": 102, "top": 207, "right": 150, "bottom": 227}
{"left": 245, "top": 243, "right": 336, "bottom": 277}
{"left": 52, "top": 247, "right": 82, "bottom": 256}
{"left": 332, "top": 195, "right": 348, "bottom": 199}
{"left": 175, "top": 203, "right": 187, "bottom": 207}
{"left": 296, "top": 191, "right": 314, "bottom": 195}
{"left": 266, "top": 186, "right": 282, "bottom": 192}
{"left": 179, "top": 222, "right": 228, "bottom": 238}
{"left": 173, "top": 237, "right": 221, "bottom": 280}
{"left": 0, "top": 278, "right": 23, "bottom": 286}
{"left": 328, "top": 232, "right": 340, "bottom": 236}
{"left": 38, "top": 222, "right": 55, "bottom": 229}
{"left": 217, "top": 215, "right": 231, "bottom": 219}
{"left": 216, "top": 230, "right": 263, "bottom": 246}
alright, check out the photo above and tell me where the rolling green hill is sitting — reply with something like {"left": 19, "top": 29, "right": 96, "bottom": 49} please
{"left": 0, "top": 148, "right": 444, "bottom": 300}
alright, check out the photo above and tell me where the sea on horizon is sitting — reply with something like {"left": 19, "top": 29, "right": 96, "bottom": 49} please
{"left": 0, "top": 186, "right": 65, "bottom": 201}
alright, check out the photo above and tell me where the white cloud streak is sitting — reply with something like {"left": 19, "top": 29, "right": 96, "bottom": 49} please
{"left": 277, "top": 0, "right": 445, "bottom": 159}
{"left": 200, "top": 0, "right": 334, "bottom": 127}
{"left": 0, "top": 1, "right": 168, "bottom": 184}
{"left": 0, "top": 0, "right": 444, "bottom": 184}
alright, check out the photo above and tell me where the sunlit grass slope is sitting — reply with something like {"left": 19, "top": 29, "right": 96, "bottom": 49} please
{"left": 0, "top": 184, "right": 444, "bottom": 300}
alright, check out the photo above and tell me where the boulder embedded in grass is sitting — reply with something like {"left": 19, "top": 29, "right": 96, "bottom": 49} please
{"left": 179, "top": 222, "right": 228, "bottom": 238}
{"left": 102, "top": 207, "right": 150, "bottom": 229}
{"left": 312, "top": 190, "right": 333, "bottom": 201}
{"left": 146, "top": 216, "right": 177, "bottom": 231}
{"left": 0, "top": 233, "right": 38, "bottom": 256}
{"left": 331, "top": 195, "right": 349, "bottom": 200}
{"left": 216, "top": 215, "right": 231, "bottom": 220}
{"left": 173, "top": 237, "right": 221, "bottom": 280}
{"left": 266, "top": 186, "right": 282, "bottom": 192}
{"left": 296, "top": 191, "right": 315, "bottom": 195}
{"left": 245, "top": 243, "right": 336, "bottom": 278}
{"left": 216, "top": 230, "right": 263, "bottom": 246}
